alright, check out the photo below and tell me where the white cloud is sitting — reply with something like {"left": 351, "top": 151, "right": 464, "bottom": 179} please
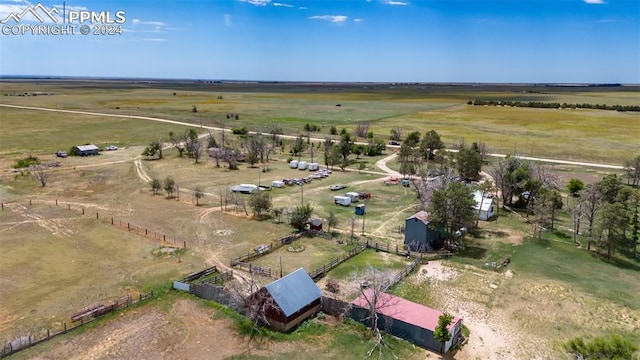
{"left": 584, "top": 0, "right": 605, "bottom": 3}
{"left": 309, "top": 15, "right": 348, "bottom": 23}
{"left": 131, "top": 18, "right": 167, "bottom": 33}
{"left": 238, "top": 0, "right": 271, "bottom": 6}
{"left": 224, "top": 14, "right": 232, "bottom": 26}
{"left": 353, "top": 18, "right": 363, "bottom": 22}
{"left": 299, "top": 6, "right": 307, "bottom": 10}
{"left": 273, "top": 2, "right": 294, "bottom": 7}
{"left": 383, "top": 0, "right": 408, "bottom": 5}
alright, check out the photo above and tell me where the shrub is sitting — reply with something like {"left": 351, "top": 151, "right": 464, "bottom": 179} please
{"left": 13, "top": 155, "right": 40, "bottom": 169}
{"left": 232, "top": 127, "right": 248, "bottom": 135}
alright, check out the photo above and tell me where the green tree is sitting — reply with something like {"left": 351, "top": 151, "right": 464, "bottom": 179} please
{"left": 564, "top": 335, "right": 638, "bottom": 360}
{"left": 596, "top": 201, "right": 629, "bottom": 259}
{"left": 365, "top": 137, "right": 386, "bottom": 156}
{"left": 420, "top": 129, "right": 445, "bottom": 160}
{"left": 327, "top": 209, "right": 338, "bottom": 235}
{"left": 456, "top": 146, "right": 483, "bottom": 180}
{"left": 338, "top": 132, "right": 354, "bottom": 165}
{"left": 566, "top": 178, "right": 585, "bottom": 198}
{"left": 623, "top": 153, "right": 640, "bottom": 187}
{"left": 271, "top": 207, "right": 284, "bottom": 223}
{"left": 149, "top": 178, "right": 162, "bottom": 195}
{"left": 598, "top": 174, "right": 623, "bottom": 204}
{"left": 404, "top": 131, "right": 421, "bottom": 147}
{"left": 290, "top": 204, "right": 313, "bottom": 232}
{"left": 164, "top": 176, "right": 176, "bottom": 198}
{"left": 329, "top": 126, "right": 337, "bottom": 135}
{"left": 192, "top": 105, "right": 197, "bottom": 113}
{"left": 290, "top": 133, "right": 307, "bottom": 160}
{"left": 248, "top": 191, "right": 272, "bottom": 217}
{"left": 142, "top": 140, "right": 163, "bottom": 159}
{"left": 428, "top": 181, "right": 476, "bottom": 242}
{"left": 169, "top": 131, "right": 187, "bottom": 157}
{"left": 433, "top": 313, "right": 453, "bottom": 354}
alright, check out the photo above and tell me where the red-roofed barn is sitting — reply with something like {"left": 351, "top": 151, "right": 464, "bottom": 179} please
{"left": 351, "top": 290, "right": 463, "bottom": 354}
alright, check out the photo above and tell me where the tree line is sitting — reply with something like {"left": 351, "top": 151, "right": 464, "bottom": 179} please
{"left": 469, "top": 99, "right": 640, "bottom": 112}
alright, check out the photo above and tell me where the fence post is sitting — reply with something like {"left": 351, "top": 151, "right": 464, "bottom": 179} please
{"left": 56, "top": 199, "right": 58, "bottom": 206}
{"left": 47, "top": 329, "right": 50, "bottom": 338}
{"left": 127, "top": 223, "right": 130, "bottom": 231}
{"left": 396, "top": 244, "right": 398, "bottom": 255}
{"left": 145, "top": 229, "right": 148, "bottom": 235}
{"left": 183, "top": 241, "right": 186, "bottom": 249}
{"left": 68, "top": 204, "right": 71, "bottom": 211}
{"left": 1, "top": 202, "right": 3, "bottom": 210}
{"left": 96, "top": 212, "right": 99, "bottom": 220}
{"left": 30, "top": 199, "right": 32, "bottom": 206}
{"left": 64, "top": 322, "right": 67, "bottom": 334}
{"left": 82, "top": 208, "right": 84, "bottom": 215}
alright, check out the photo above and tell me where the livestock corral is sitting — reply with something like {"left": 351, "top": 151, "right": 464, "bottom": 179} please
{"left": 0, "top": 81, "right": 639, "bottom": 359}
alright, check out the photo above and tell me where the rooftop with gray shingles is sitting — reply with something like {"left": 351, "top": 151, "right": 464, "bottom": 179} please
{"left": 264, "top": 268, "right": 321, "bottom": 317}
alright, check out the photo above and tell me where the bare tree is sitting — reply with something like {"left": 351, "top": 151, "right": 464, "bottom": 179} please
{"left": 582, "top": 184, "right": 602, "bottom": 250}
{"left": 390, "top": 127, "right": 402, "bottom": 141}
{"left": 169, "top": 131, "right": 187, "bottom": 157}
{"left": 354, "top": 122, "right": 371, "bottom": 138}
{"left": 193, "top": 186, "right": 204, "bottom": 205}
{"left": 348, "top": 266, "right": 399, "bottom": 359}
{"left": 31, "top": 164, "right": 49, "bottom": 187}
{"left": 225, "top": 273, "right": 277, "bottom": 354}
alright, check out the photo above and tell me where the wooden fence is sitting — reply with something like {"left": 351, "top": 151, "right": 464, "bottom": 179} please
{"left": 2, "top": 200, "right": 186, "bottom": 249}
{"left": 0, "top": 291, "right": 153, "bottom": 359}
{"left": 233, "top": 262, "right": 273, "bottom": 277}
{"left": 383, "top": 257, "right": 422, "bottom": 292}
{"left": 230, "top": 232, "right": 304, "bottom": 266}
{"left": 308, "top": 243, "right": 367, "bottom": 280}
{"left": 190, "top": 283, "right": 244, "bottom": 313}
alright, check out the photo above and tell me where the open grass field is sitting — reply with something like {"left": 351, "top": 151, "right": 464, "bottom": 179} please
{"left": 2, "top": 81, "right": 638, "bottom": 163}
{"left": 0, "top": 107, "right": 196, "bottom": 157}
{"left": 0, "top": 202, "right": 201, "bottom": 340}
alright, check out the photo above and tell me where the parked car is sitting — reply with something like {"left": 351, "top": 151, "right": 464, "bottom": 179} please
{"left": 55, "top": 151, "right": 67, "bottom": 158}
{"left": 258, "top": 185, "right": 271, "bottom": 191}
{"left": 105, "top": 145, "right": 118, "bottom": 151}
{"left": 389, "top": 141, "right": 400, "bottom": 146}
{"left": 330, "top": 184, "right": 347, "bottom": 191}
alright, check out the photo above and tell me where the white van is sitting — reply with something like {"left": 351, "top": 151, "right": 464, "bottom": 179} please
{"left": 231, "top": 184, "right": 258, "bottom": 194}
{"left": 271, "top": 180, "right": 285, "bottom": 188}
{"left": 345, "top": 192, "right": 360, "bottom": 202}
{"left": 290, "top": 160, "right": 299, "bottom": 169}
{"left": 308, "top": 162, "right": 319, "bottom": 171}
{"left": 297, "top": 161, "right": 307, "bottom": 170}
{"left": 334, "top": 195, "right": 352, "bottom": 206}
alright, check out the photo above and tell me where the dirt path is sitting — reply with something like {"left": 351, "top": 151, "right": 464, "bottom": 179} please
{"left": 1, "top": 104, "right": 624, "bottom": 170}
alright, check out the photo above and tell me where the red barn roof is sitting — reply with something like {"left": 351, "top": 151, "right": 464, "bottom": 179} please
{"left": 352, "top": 289, "right": 461, "bottom": 331}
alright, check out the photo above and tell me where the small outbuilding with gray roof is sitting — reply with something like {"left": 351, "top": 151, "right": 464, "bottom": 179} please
{"left": 404, "top": 210, "right": 444, "bottom": 252}
{"left": 73, "top": 144, "right": 100, "bottom": 156}
{"left": 259, "top": 267, "right": 322, "bottom": 331}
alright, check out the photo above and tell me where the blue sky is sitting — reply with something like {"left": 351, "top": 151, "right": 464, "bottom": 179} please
{"left": 0, "top": 0, "right": 638, "bottom": 83}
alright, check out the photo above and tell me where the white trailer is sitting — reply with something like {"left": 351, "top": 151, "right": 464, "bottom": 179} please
{"left": 308, "top": 162, "right": 319, "bottom": 171}
{"left": 297, "top": 161, "right": 307, "bottom": 170}
{"left": 290, "top": 160, "right": 299, "bottom": 169}
{"left": 231, "top": 184, "right": 258, "bottom": 194}
{"left": 334, "top": 195, "right": 352, "bottom": 206}
{"left": 271, "top": 180, "right": 285, "bottom": 188}
{"left": 345, "top": 192, "right": 360, "bottom": 202}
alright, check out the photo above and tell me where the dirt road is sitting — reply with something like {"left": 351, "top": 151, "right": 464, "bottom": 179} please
{"left": 1, "top": 104, "right": 624, "bottom": 170}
